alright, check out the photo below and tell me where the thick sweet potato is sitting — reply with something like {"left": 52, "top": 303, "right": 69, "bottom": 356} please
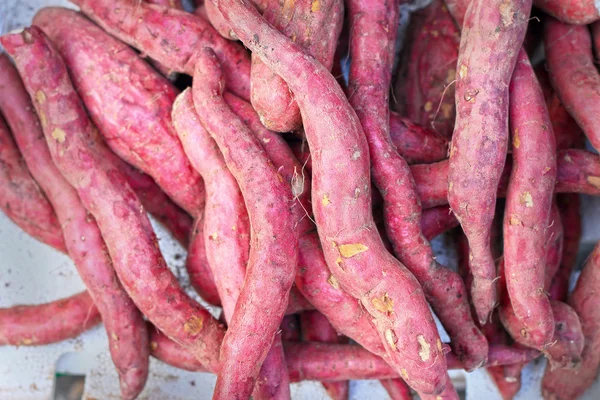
{"left": 504, "top": 49, "right": 557, "bottom": 350}
{"left": 448, "top": 0, "right": 531, "bottom": 323}
{"left": 251, "top": 0, "right": 344, "bottom": 132}
{"left": 1, "top": 27, "right": 225, "bottom": 370}
{"left": 0, "top": 291, "right": 101, "bottom": 346}
{"left": 69, "top": 0, "right": 251, "bottom": 100}
{"left": 0, "top": 113, "right": 65, "bottom": 253}
{"left": 215, "top": 0, "right": 448, "bottom": 393}
{"left": 542, "top": 241, "right": 600, "bottom": 399}
{"left": 34, "top": 8, "right": 205, "bottom": 217}
{"left": 535, "top": 0, "right": 600, "bottom": 24}
{"left": 0, "top": 54, "right": 149, "bottom": 400}
{"left": 204, "top": 0, "right": 269, "bottom": 39}
{"left": 192, "top": 49, "right": 298, "bottom": 399}
{"left": 545, "top": 18, "right": 600, "bottom": 153}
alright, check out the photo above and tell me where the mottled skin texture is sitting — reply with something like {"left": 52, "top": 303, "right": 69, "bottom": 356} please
{"left": 215, "top": 0, "right": 448, "bottom": 394}
{"left": 0, "top": 291, "right": 101, "bottom": 346}
{"left": 252, "top": 0, "right": 344, "bottom": 132}
{"left": 0, "top": 27, "right": 225, "bottom": 370}
{"left": 69, "top": 0, "right": 251, "bottom": 100}
{"left": 0, "top": 55, "right": 148, "bottom": 400}
{"left": 205, "top": 0, "right": 269, "bottom": 39}
{"left": 172, "top": 90, "right": 291, "bottom": 400}
{"left": 542, "top": 242, "right": 600, "bottom": 399}
{"left": 403, "top": 0, "right": 459, "bottom": 138}
{"left": 504, "top": 49, "right": 557, "bottom": 350}
{"left": 192, "top": 49, "right": 298, "bottom": 400}
{"left": 545, "top": 19, "right": 600, "bottom": 154}
{"left": 0, "top": 113, "right": 66, "bottom": 253}
{"left": 34, "top": 8, "right": 205, "bottom": 217}
{"left": 300, "top": 311, "right": 349, "bottom": 400}
{"left": 412, "top": 149, "right": 600, "bottom": 209}
{"left": 549, "top": 194, "right": 581, "bottom": 301}
{"left": 348, "top": 0, "right": 485, "bottom": 371}
{"left": 535, "top": 0, "right": 600, "bottom": 24}
{"left": 448, "top": 0, "right": 532, "bottom": 324}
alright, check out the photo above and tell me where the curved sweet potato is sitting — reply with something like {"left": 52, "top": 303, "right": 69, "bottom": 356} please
{"left": 535, "top": 0, "right": 600, "bottom": 25}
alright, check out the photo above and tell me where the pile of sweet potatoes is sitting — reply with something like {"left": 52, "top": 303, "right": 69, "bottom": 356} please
{"left": 1, "top": 0, "right": 600, "bottom": 398}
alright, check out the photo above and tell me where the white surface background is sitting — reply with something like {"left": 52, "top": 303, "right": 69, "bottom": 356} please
{"left": 2, "top": 0, "right": 600, "bottom": 398}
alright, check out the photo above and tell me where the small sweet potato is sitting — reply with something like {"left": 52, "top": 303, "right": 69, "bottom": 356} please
{"left": 69, "top": 0, "right": 251, "bottom": 100}
{"left": 1, "top": 27, "right": 225, "bottom": 370}
{"left": 0, "top": 291, "right": 101, "bottom": 346}
{"left": 535, "top": 0, "right": 600, "bottom": 25}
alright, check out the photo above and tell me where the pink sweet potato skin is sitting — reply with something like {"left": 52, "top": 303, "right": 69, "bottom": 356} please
{"left": 146, "top": 0, "right": 184, "bottom": 9}
{"left": 1, "top": 27, "right": 225, "bottom": 370}
{"left": 404, "top": 0, "right": 459, "bottom": 138}
{"left": 544, "top": 204, "right": 564, "bottom": 292}
{"left": 216, "top": 0, "right": 448, "bottom": 393}
{"left": 0, "top": 54, "right": 148, "bottom": 399}
{"left": 0, "top": 291, "right": 101, "bottom": 346}
{"left": 69, "top": 0, "right": 251, "bottom": 100}
{"left": 420, "top": 206, "right": 459, "bottom": 240}
{"left": 380, "top": 379, "right": 412, "bottom": 400}
{"left": 534, "top": 0, "right": 600, "bottom": 25}
{"left": 503, "top": 49, "right": 557, "bottom": 349}
{"left": 192, "top": 49, "right": 298, "bottom": 399}
{"left": 251, "top": 0, "right": 344, "bottom": 132}
{"left": 545, "top": 18, "right": 600, "bottom": 153}
{"left": 542, "top": 242, "right": 600, "bottom": 399}
{"left": 412, "top": 149, "right": 600, "bottom": 209}
{"left": 34, "top": 8, "right": 205, "bottom": 217}
{"left": 0, "top": 105, "right": 66, "bottom": 254}
{"left": 448, "top": 0, "right": 531, "bottom": 324}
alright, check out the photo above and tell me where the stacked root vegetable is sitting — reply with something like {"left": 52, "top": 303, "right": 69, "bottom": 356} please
{"left": 2, "top": 0, "right": 600, "bottom": 398}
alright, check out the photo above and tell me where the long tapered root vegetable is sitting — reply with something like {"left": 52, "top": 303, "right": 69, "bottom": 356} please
{"left": 68, "top": 0, "right": 251, "bottom": 100}
{"left": 215, "top": 0, "right": 447, "bottom": 393}
{"left": 192, "top": 48, "right": 298, "bottom": 399}
{"left": 347, "top": 0, "right": 486, "bottom": 371}
{"left": 448, "top": 0, "right": 532, "bottom": 324}
{"left": 0, "top": 113, "right": 66, "bottom": 253}
{"left": 251, "top": 0, "right": 344, "bottom": 132}
{"left": 544, "top": 18, "right": 600, "bottom": 154}
{"left": 534, "top": 0, "right": 600, "bottom": 25}
{"left": 34, "top": 8, "right": 205, "bottom": 217}
{"left": 0, "top": 53, "right": 149, "bottom": 400}
{"left": 0, "top": 26, "right": 225, "bottom": 370}
{"left": 550, "top": 194, "right": 581, "bottom": 301}
{"left": 503, "top": 49, "right": 557, "bottom": 350}
{"left": 0, "top": 291, "right": 101, "bottom": 346}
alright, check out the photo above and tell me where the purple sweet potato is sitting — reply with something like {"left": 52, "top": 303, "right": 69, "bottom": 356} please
{"left": 448, "top": 0, "right": 531, "bottom": 323}
{"left": 0, "top": 113, "right": 65, "bottom": 253}
{"left": 503, "top": 49, "right": 557, "bottom": 350}
{"left": 545, "top": 18, "right": 600, "bottom": 153}
{"left": 69, "top": 0, "right": 251, "bottom": 100}
{"left": 1, "top": 26, "right": 225, "bottom": 370}
{"left": 0, "top": 291, "right": 101, "bottom": 346}
{"left": 34, "top": 8, "right": 205, "bottom": 217}
{"left": 192, "top": 48, "right": 298, "bottom": 399}
{"left": 535, "top": 0, "right": 600, "bottom": 25}
{"left": 0, "top": 53, "right": 149, "bottom": 400}
{"left": 251, "top": 0, "right": 344, "bottom": 132}
{"left": 215, "top": 0, "right": 448, "bottom": 393}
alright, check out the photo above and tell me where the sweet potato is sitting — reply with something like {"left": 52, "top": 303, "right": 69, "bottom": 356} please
{"left": 1, "top": 27, "right": 225, "bottom": 370}
{"left": 448, "top": 0, "right": 531, "bottom": 323}
{"left": 504, "top": 49, "right": 557, "bottom": 350}
{"left": 420, "top": 206, "right": 459, "bottom": 240}
{"left": 301, "top": 311, "right": 349, "bottom": 400}
{"left": 251, "top": 0, "right": 344, "bottom": 132}
{"left": 34, "top": 8, "right": 205, "bottom": 217}
{"left": 542, "top": 241, "right": 600, "bottom": 399}
{"left": 544, "top": 203, "right": 564, "bottom": 291}
{"left": 380, "top": 379, "right": 412, "bottom": 400}
{"left": 412, "top": 149, "right": 600, "bottom": 209}
{"left": 146, "top": 0, "right": 184, "bottom": 9}
{"left": 0, "top": 53, "right": 149, "bottom": 399}
{"left": 348, "top": 0, "right": 486, "bottom": 371}
{"left": 69, "top": 0, "right": 251, "bottom": 100}
{"left": 535, "top": 0, "right": 600, "bottom": 25}
{"left": 0, "top": 291, "right": 101, "bottom": 346}
{"left": 215, "top": 0, "right": 448, "bottom": 393}
{"left": 402, "top": 0, "right": 459, "bottom": 138}
{"left": 545, "top": 18, "right": 600, "bottom": 153}
{"left": 549, "top": 194, "right": 581, "bottom": 301}
{"left": 487, "top": 362, "right": 523, "bottom": 400}
{"left": 204, "top": 0, "right": 269, "bottom": 39}
{"left": 0, "top": 113, "right": 66, "bottom": 253}
{"left": 192, "top": 49, "right": 298, "bottom": 399}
